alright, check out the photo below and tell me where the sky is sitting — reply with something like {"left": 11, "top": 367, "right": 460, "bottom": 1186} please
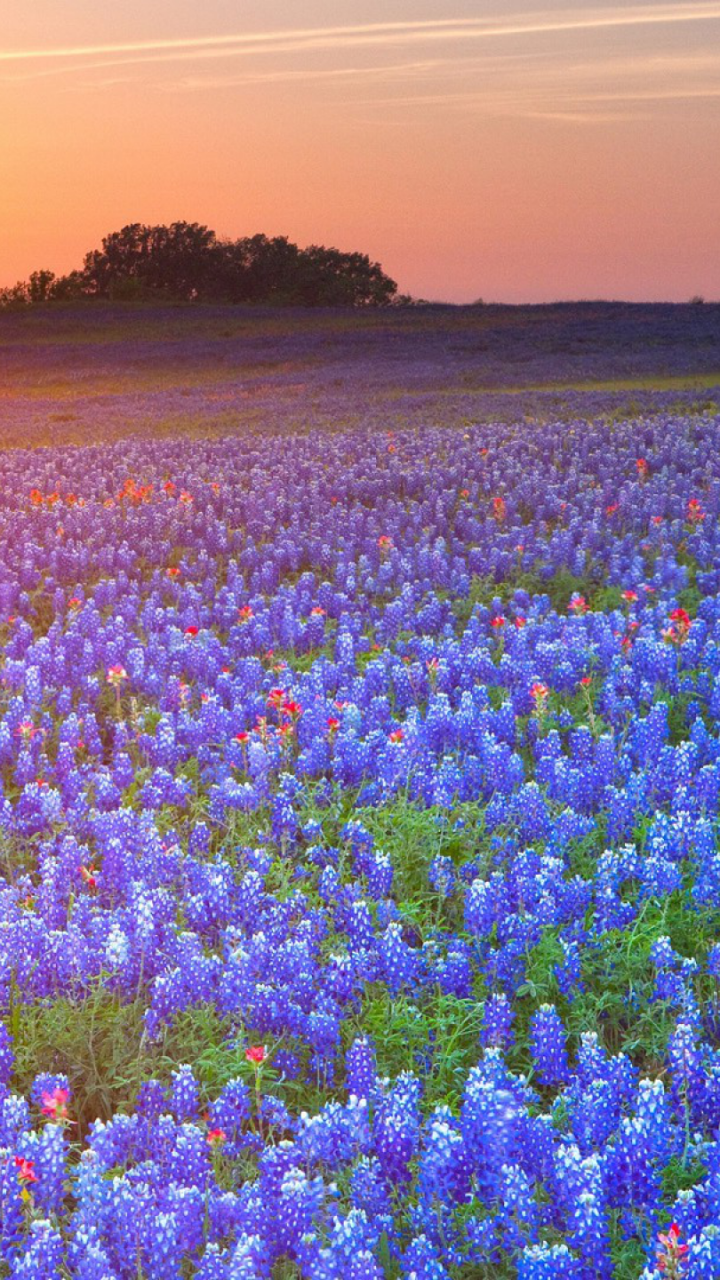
{"left": 1, "top": 1, "right": 719, "bottom": 303}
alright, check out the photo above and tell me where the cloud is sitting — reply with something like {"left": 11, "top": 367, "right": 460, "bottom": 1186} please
{"left": 2, "top": 5, "right": 720, "bottom": 70}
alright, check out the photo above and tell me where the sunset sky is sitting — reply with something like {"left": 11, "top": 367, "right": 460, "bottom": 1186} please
{"left": 2, "top": 2, "right": 719, "bottom": 303}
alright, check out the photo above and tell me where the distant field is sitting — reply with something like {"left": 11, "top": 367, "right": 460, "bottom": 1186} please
{"left": 0, "top": 300, "right": 718, "bottom": 447}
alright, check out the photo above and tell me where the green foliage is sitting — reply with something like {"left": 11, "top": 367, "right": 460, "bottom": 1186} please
{"left": 11, "top": 984, "right": 257, "bottom": 1136}
{"left": 12, "top": 987, "right": 151, "bottom": 1135}
{"left": 456, "top": 565, "right": 619, "bottom": 623}
{"left": 347, "top": 990, "right": 485, "bottom": 1112}
{"left": 356, "top": 794, "right": 489, "bottom": 925}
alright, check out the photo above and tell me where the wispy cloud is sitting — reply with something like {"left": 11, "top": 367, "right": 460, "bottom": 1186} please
{"left": 2, "top": 5, "right": 720, "bottom": 69}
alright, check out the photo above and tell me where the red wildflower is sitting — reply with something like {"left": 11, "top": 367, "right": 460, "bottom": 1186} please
{"left": 687, "top": 497, "right": 705, "bottom": 524}
{"left": 80, "top": 865, "right": 97, "bottom": 890}
{"left": 670, "top": 607, "right": 691, "bottom": 627}
{"left": 206, "top": 1128, "right": 226, "bottom": 1146}
{"left": 41, "top": 1087, "right": 70, "bottom": 1124}
{"left": 668, "top": 607, "right": 691, "bottom": 642}
{"left": 184, "top": 626, "right": 199, "bottom": 638}
{"left": 656, "top": 1221, "right": 688, "bottom": 1277}
{"left": 389, "top": 729, "right": 404, "bottom": 743}
{"left": 14, "top": 1156, "right": 37, "bottom": 1184}
{"left": 245, "top": 1045, "right": 267, "bottom": 1065}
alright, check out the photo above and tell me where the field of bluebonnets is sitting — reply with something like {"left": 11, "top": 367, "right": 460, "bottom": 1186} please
{"left": 1, "top": 301, "right": 720, "bottom": 1279}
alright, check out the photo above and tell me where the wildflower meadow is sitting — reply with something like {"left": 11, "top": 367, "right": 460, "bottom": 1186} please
{"left": 1, "top": 303, "right": 720, "bottom": 1278}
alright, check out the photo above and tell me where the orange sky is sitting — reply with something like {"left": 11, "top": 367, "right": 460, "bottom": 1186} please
{"left": 1, "top": 2, "right": 719, "bottom": 302}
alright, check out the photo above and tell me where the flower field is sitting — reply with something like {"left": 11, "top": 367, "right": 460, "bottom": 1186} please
{"left": 2, "top": 306, "right": 720, "bottom": 1277}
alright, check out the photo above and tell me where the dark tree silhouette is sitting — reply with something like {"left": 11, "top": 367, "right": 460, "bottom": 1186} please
{"left": 1, "top": 222, "right": 398, "bottom": 308}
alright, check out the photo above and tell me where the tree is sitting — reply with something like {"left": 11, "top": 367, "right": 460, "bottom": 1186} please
{"left": 296, "top": 246, "right": 397, "bottom": 306}
{"left": 28, "top": 270, "right": 56, "bottom": 303}
{"left": 2, "top": 223, "right": 399, "bottom": 308}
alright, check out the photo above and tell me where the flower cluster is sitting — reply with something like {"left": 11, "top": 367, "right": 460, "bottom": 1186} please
{"left": 0, "top": 385, "right": 718, "bottom": 1274}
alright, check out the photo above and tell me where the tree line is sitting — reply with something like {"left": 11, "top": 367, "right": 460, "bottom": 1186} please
{"left": 1, "top": 222, "right": 401, "bottom": 308}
